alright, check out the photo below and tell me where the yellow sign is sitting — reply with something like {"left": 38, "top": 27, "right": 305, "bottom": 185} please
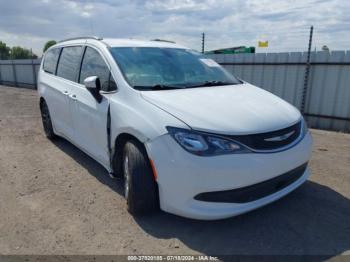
{"left": 258, "top": 41, "right": 268, "bottom": 47}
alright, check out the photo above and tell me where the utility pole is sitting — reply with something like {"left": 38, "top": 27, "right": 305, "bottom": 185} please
{"left": 301, "top": 25, "right": 313, "bottom": 115}
{"left": 201, "top": 32, "right": 205, "bottom": 53}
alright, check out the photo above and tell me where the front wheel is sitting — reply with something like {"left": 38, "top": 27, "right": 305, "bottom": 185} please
{"left": 123, "top": 140, "right": 159, "bottom": 214}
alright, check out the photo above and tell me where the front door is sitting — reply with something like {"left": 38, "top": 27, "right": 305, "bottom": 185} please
{"left": 69, "top": 46, "right": 117, "bottom": 168}
{"left": 69, "top": 85, "right": 110, "bottom": 167}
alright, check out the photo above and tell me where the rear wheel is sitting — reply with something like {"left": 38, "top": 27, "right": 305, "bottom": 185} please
{"left": 40, "top": 100, "right": 56, "bottom": 140}
{"left": 122, "top": 140, "right": 159, "bottom": 214}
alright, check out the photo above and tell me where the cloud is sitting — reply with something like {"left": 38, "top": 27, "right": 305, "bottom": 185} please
{"left": 0, "top": 0, "right": 349, "bottom": 55}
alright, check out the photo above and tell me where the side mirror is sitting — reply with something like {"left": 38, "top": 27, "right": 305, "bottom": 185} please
{"left": 84, "top": 76, "right": 103, "bottom": 103}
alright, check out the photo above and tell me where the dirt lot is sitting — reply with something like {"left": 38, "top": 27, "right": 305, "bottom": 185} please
{"left": 0, "top": 85, "right": 349, "bottom": 258}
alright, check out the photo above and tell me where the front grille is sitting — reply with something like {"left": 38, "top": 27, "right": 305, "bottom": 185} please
{"left": 194, "top": 163, "right": 308, "bottom": 203}
{"left": 226, "top": 121, "right": 302, "bottom": 151}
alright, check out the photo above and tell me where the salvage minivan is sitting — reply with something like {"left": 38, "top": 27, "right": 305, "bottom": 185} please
{"left": 38, "top": 37, "right": 312, "bottom": 220}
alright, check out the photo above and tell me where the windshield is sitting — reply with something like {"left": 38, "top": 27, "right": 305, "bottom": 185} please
{"left": 110, "top": 47, "right": 241, "bottom": 90}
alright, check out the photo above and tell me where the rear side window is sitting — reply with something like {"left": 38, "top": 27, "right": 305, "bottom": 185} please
{"left": 79, "top": 47, "right": 117, "bottom": 91}
{"left": 43, "top": 48, "right": 60, "bottom": 74}
{"left": 56, "top": 46, "right": 83, "bottom": 82}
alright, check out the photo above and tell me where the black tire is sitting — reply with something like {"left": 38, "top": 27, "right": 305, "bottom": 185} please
{"left": 40, "top": 100, "right": 56, "bottom": 140}
{"left": 123, "top": 140, "right": 159, "bottom": 214}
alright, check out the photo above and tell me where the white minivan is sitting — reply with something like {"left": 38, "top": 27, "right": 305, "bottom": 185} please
{"left": 38, "top": 36, "right": 312, "bottom": 220}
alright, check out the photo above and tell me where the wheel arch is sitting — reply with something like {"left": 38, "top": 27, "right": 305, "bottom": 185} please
{"left": 112, "top": 132, "right": 149, "bottom": 178}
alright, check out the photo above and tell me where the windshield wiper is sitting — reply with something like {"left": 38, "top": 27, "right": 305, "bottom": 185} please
{"left": 134, "top": 81, "right": 238, "bottom": 90}
{"left": 187, "top": 80, "right": 237, "bottom": 88}
{"left": 134, "top": 84, "right": 185, "bottom": 90}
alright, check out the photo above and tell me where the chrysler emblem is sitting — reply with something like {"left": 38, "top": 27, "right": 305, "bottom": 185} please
{"left": 264, "top": 131, "right": 295, "bottom": 142}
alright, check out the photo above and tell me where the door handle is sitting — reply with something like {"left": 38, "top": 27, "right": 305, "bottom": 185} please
{"left": 70, "top": 94, "right": 77, "bottom": 101}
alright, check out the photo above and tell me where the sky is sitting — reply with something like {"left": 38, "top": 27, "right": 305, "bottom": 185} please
{"left": 0, "top": 0, "right": 349, "bottom": 56}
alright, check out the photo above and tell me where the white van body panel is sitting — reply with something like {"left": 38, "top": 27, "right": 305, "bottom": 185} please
{"left": 38, "top": 38, "right": 312, "bottom": 220}
{"left": 141, "top": 82, "right": 301, "bottom": 135}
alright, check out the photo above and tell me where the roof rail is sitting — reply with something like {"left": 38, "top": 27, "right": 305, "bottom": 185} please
{"left": 58, "top": 36, "right": 103, "bottom": 43}
{"left": 151, "top": 38, "right": 176, "bottom": 44}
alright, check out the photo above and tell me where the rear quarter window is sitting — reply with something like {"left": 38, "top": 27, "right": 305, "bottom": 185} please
{"left": 43, "top": 48, "right": 61, "bottom": 74}
{"left": 56, "top": 46, "right": 83, "bottom": 82}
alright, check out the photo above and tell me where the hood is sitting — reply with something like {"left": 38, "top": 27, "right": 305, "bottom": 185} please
{"left": 141, "top": 83, "right": 301, "bottom": 135}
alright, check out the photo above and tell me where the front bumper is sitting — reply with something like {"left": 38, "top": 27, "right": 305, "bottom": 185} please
{"left": 145, "top": 132, "right": 313, "bottom": 220}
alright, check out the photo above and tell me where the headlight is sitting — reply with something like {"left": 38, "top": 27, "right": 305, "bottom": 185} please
{"left": 167, "top": 127, "right": 250, "bottom": 156}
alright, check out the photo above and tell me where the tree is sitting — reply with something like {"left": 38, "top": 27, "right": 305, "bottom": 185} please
{"left": 43, "top": 40, "right": 57, "bottom": 53}
{"left": 0, "top": 41, "right": 11, "bottom": 59}
{"left": 10, "top": 46, "right": 37, "bottom": 59}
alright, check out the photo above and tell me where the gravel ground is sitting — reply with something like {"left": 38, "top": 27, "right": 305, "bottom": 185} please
{"left": 0, "top": 85, "right": 349, "bottom": 258}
